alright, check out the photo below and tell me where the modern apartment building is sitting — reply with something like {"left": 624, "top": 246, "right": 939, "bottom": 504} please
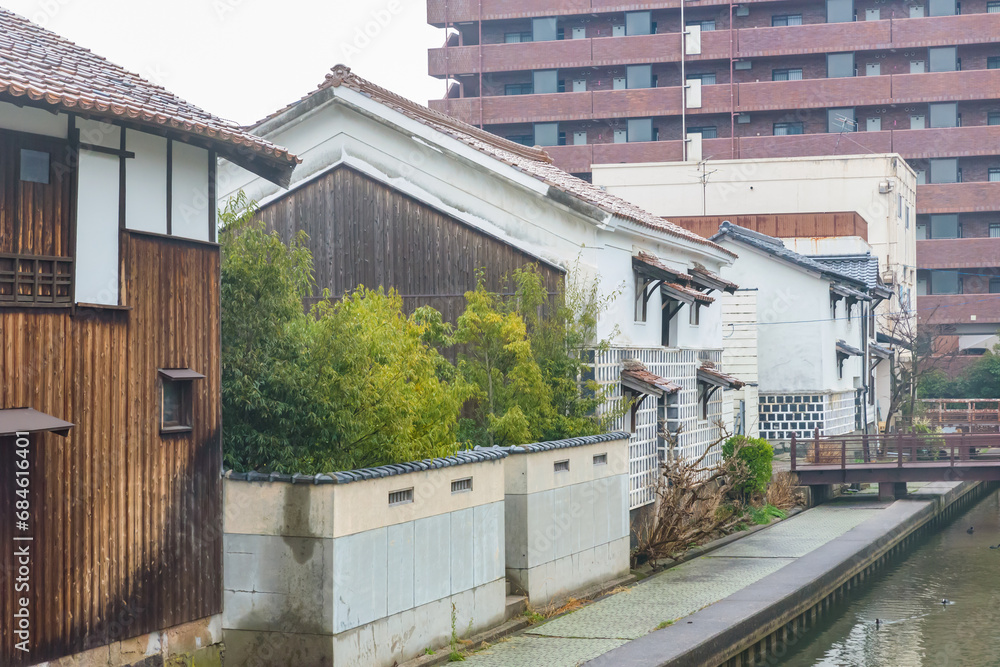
{"left": 426, "top": 0, "right": 1000, "bottom": 354}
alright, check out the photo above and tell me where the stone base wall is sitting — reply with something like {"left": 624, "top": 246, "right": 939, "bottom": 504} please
{"left": 507, "top": 537, "right": 630, "bottom": 607}
{"left": 758, "top": 391, "right": 859, "bottom": 441}
{"left": 43, "top": 615, "right": 222, "bottom": 667}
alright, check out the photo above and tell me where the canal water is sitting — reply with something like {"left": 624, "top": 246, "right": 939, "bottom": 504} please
{"left": 780, "top": 488, "right": 1000, "bottom": 667}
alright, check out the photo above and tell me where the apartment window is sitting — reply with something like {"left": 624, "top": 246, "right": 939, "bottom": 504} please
{"left": 928, "top": 214, "right": 960, "bottom": 238}
{"left": 662, "top": 297, "right": 680, "bottom": 346}
{"left": 905, "top": 204, "right": 911, "bottom": 228}
{"left": 991, "top": 278, "right": 1000, "bottom": 294}
{"left": 627, "top": 118, "right": 655, "bottom": 142}
{"left": 826, "top": 0, "right": 854, "bottom": 23}
{"left": 928, "top": 270, "right": 962, "bottom": 295}
{"left": 990, "top": 57, "right": 1000, "bottom": 69}
{"left": 687, "top": 72, "right": 717, "bottom": 85}
{"left": 506, "top": 134, "right": 534, "bottom": 146}
{"left": 504, "top": 31, "right": 532, "bottom": 43}
{"left": 159, "top": 368, "right": 203, "bottom": 433}
{"left": 686, "top": 19, "right": 716, "bottom": 31}
{"left": 772, "top": 68, "right": 803, "bottom": 81}
{"left": 774, "top": 121, "right": 804, "bottom": 135}
{"left": 19, "top": 149, "right": 50, "bottom": 184}
{"left": 929, "top": 102, "right": 958, "bottom": 128}
{"left": 534, "top": 122, "right": 560, "bottom": 147}
{"left": 991, "top": 223, "right": 1000, "bottom": 238}
{"left": 929, "top": 157, "right": 959, "bottom": 184}
{"left": 532, "top": 17, "right": 559, "bottom": 42}
{"left": 627, "top": 64, "right": 653, "bottom": 89}
{"left": 827, "top": 52, "right": 856, "bottom": 78}
{"left": 828, "top": 107, "right": 857, "bottom": 132}
{"left": 688, "top": 126, "right": 718, "bottom": 139}
{"left": 505, "top": 83, "right": 533, "bottom": 96}
{"left": 929, "top": 0, "right": 957, "bottom": 15}
{"left": 626, "top": 10, "right": 653, "bottom": 35}
{"left": 990, "top": 168, "right": 1000, "bottom": 182}
{"left": 534, "top": 70, "right": 561, "bottom": 94}
{"left": 929, "top": 46, "right": 958, "bottom": 72}
{"left": 989, "top": 1, "right": 1000, "bottom": 11}
{"left": 772, "top": 14, "right": 803, "bottom": 25}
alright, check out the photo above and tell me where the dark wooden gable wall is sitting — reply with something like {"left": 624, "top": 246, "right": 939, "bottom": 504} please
{"left": 255, "top": 165, "right": 564, "bottom": 322}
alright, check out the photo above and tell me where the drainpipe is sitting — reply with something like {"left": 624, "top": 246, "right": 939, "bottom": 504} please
{"left": 730, "top": 0, "right": 736, "bottom": 158}
{"left": 680, "top": 0, "right": 687, "bottom": 161}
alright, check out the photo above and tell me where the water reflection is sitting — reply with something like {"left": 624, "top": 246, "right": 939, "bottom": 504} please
{"left": 780, "top": 490, "right": 1000, "bottom": 667}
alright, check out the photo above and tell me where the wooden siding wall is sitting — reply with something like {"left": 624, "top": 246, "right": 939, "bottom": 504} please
{"left": 0, "top": 231, "right": 221, "bottom": 664}
{"left": 0, "top": 130, "right": 74, "bottom": 257}
{"left": 256, "top": 165, "right": 564, "bottom": 323}
{"left": 668, "top": 212, "right": 869, "bottom": 242}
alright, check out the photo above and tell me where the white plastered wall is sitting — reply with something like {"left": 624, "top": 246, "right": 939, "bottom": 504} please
{"left": 171, "top": 142, "right": 210, "bottom": 241}
{"left": 125, "top": 129, "right": 168, "bottom": 234}
{"left": 75, "top": 150, "right": 120, "bottom": 305}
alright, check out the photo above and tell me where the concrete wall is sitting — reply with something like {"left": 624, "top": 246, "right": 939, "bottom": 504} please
{"left": 222, "top": 456, "right": 507, "bottom": 666}
{"left": 501, "top": 434, "right": 631, "bottom": 606}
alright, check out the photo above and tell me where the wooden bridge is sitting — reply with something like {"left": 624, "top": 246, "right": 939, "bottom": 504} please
{"left": 791, "top": 431, "right": 1000, "bottom": 487}
{"left": 921, "top": 399, "right": 1000, "bottom": 428}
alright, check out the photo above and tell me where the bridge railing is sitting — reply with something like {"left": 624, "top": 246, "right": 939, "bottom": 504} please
{"left": 790, "top": 431, "right": 1000, "bottom": 472}
{"left": 921, "top": 399, "right": 1000, "bottom": 425}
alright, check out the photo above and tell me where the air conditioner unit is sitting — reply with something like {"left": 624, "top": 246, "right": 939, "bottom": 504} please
{"left": 878, "top": 180, "right": 894, "bottom": 194}
{"left": 737, "top": 114, "right": 751, "bottom": 124}
{"left": 735, "top": 60, "right": 752, "bottom": 70}
{"left": 736, "top": 5, "right": 750, "bottom": 16}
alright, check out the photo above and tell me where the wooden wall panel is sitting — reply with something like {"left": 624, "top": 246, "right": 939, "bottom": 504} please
{"left": 667, "top": 212, "right": 869, "bottom": 242}
{"left": 256, "top": 165, "right": 564, "bottom": 318}
{"left": 0, "top": 130, "right": 74, "bottom": 257}
{"left": 0, "top": 232, "right": 221, "bottom": 664}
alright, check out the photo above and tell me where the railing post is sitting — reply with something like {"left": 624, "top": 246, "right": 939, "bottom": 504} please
{"left": 841, "top": 439, "right": 846, "bottom": 470}
{"left": 862, "top": 433, "right": 870, "bottom": 463}
{"left": 897, "top": 430, "right": 903, "bottom": 468}
{"left": 814, "top": 428, "right": 820, "bottom": 465}
{"left": 961, "top": 430, "right": 968, "bottom": 461}
{"left": 790, "top": 433, "right": 797, "bottom": 472}
{"left": 950, "top": 433, "right": 955, "bottom": 466}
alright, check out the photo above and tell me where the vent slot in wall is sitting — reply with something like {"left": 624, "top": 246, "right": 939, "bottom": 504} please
{"left": 389, "top": 488, "right": 414, "bottom": 505}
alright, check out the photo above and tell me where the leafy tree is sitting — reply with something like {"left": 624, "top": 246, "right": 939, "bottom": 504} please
{"left": 722, "top": 435, "right": 774, "bottom": 498}
{"left": 220, "top": 193, "right": 467, "bottom": 473}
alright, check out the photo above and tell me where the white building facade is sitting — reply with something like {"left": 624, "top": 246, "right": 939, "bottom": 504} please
{"left": 221, "top": 66, "right": 746, "bottom": 509}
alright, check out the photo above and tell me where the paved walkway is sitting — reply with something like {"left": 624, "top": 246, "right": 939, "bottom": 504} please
{"left": 464, "top": 499, "right": 893, "bottom": 666}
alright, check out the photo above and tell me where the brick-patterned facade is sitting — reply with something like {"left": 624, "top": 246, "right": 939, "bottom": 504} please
{"left": 428, "top": 0, "right": 1000, "bottom": 341}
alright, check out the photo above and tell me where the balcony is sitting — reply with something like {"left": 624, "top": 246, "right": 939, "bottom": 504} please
{"left": 737, "top": 76, "right": 892, "bottom": 112}
{"left": 428, "top": 0, "right": 804, "bottom": 24}
{"left": 917, "top": 182, "right": 1000, "bottom": 215}
{"left": 429, "top": 91, "right": 594, "bottom": 125}
{"left": 918, "top": 293, "right": 1000, "bottom": 326}
{"left": 737, "top": 131, "right": 892, "bottom": 160}
{"left": 428, "top": 39, "right": 595, "bottom": 76}
{"left": 892, "top": 126, "right": 1000, "bottom": 160}
{"left": 891, "top": 12, "right": 1000, "bottom": 49}
{"left": 736, "top": 21, "right": 891, "bottom": 59}
{"left": 917, "top": 238, "right": 1000, "bottom": 270}
{"left": 892, "top": 69, "right": 1000, "bottom": 105}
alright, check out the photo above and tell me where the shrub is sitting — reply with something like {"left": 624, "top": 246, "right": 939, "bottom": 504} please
{"left": 722, "top": 435, "right": 774, "bottom": 498}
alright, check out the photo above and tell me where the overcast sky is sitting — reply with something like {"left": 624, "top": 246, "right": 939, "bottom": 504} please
{"left": 3, "top": 0, "right": 445, "bottom": 125}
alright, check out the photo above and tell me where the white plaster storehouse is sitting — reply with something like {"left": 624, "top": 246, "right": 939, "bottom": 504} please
{"left": 712, "top": 223, "right": 891, "bottom": 441}
{"left": 219, "top": 65, "right": 745, "bottom": 511}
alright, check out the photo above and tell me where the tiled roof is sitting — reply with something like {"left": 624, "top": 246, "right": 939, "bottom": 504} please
{"left": 836, "top": 340, "right": 864, "bottom": 357}
{"left": 869, "top": 341, "right": 893, "bottom": 359}
{"left": 499, "top": 431, "right": 632, "bottom": 454}
{"left": 811, "top": 254, "right": 880, "bottom": 290}
{"left": 224, "top": 448, "right": 509, "bottom": 485}
{"left": 254, "top": 65, "right": 735, "bottom": 256}
{"left": 622, "top": 368, "right": 683, "bottom": 395}
{"left": 689, "top": 265, "right": 739, "bottom": 293}
{"left": 0, "top": 7, "right": 298, "bottom": 186}
{"left": 664, "top": 282, "right": 715, "bottom": 304}
{"left": 712, "top": 222, "right": 866, "bottom": 290}
{"left": 697, "top": 362, "right": 745, "bottom": 389}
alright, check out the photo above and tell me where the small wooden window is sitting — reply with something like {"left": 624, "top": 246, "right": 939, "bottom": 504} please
{"left": 451, "top": 477, "right": 473, "bottom": 493}
{"left": 554, "top": 460, "right": 570, "bottom": 473}
{"left": 158, "top": 368, "right": 204, "bottom": 434}
{"left": 389, "top": 488, "right": 414, "bottom": 505}
{"left": 161, "top": 380, "right": 192, "bottom": 433}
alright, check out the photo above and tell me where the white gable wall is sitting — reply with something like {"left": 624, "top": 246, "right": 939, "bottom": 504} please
{"left": 75, "top": 150, "right": 120, "bottom": 305}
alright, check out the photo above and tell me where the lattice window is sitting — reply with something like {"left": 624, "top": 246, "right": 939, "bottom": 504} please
{"left": 0, "top": 254, "right": 73, "bottom": 306}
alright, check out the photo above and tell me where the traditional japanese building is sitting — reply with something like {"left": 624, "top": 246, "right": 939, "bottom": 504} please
{"left": 0, "top": 8, "right": 296, "bottom": 665}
